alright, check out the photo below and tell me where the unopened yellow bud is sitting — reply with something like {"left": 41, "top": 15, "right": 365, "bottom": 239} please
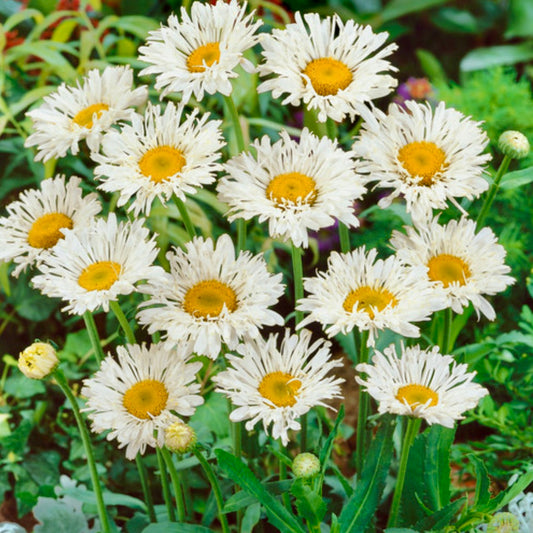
{"left": 18, "top": 342, "right": 58, "bottom": 379}
{"left": 164, "top": 420, "right": 196, "bottom": 454}
{"left": 486, "top": 512, "right": 520, "bottom": 533}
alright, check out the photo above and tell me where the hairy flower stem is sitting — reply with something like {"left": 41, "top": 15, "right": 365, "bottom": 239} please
{"left": 193, "top": 447, "right": 230, "bottom": 533}
{"left": 387, "top": 417, "right": 422, "bottom": 528}
{"left": 355, "top": 329, "right": 370, "bottom": 475}
{"left": 83, "top": 311, "right": 104, "bottom": 364}
{"left": 174, "top": 196, "right": 197, "bottom": 240}
{"left": 161, "top": 447, "right": 186, "bottom": 522}
{"left": 54, "top": 369, "right": 111, "bottom": 533}
{"left": 157, "top": 447, "right": 176, "bottom": 522}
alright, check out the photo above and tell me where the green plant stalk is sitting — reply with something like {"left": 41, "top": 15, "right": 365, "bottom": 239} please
{"left": 83, "top": 311, "right": 104, "bottom": 364}
{"left": 161, "top": 447, "right": 186, "bottom": 522}
{"left": 251, "top": 0, "right": 291, "bottom": 24}
{"left": 135, "top": 454, "right": 157, "bottom": 523}
{"left": 193, "top": 447, "right": 230, "bottom": 533}
{"left": 355, "top": 329, "right": 370, "bottom": 475}
{"left": 54, "top": 369, "right": 111, "bottom": 533}
{"left": 476, "top": 154, "right": 511, "bottom": 230}
{"left": 338, "top": 223, "right": 351, "bottom": 254}
{"left": 109, "top": 300, "right": 136, "bottom": 345}
{"left": 279, "top": 452, "right": 291, "bottom": 511}
{"left": 387, "top": 416, "right": 422, "bottom": 528}
{"left": 174, "top": 196, "right": 197, "bottom": 240}
{"left": 157, "top": 447, "right": 176, "bottom": 522}
{"left": 325, "top": 117, "right": 338, "bottom": 141}
{"left": 441, "top": 307, "right": 453, "bottom": 354}
{"left": 291, "top": 243, "right": 304, "bottom": 326}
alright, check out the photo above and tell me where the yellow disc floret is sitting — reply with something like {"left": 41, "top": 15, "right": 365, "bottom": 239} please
{"left": 427, "top": 254, "right": 471, "bottom": 287}
{"left": 139, "top": 145, "right": 186, "bottom": 183}
{"left": 303, "top": 57, "right": 353, "bottom": 96}
{"left": 187, "top": 42, "right": 221, "bottom": 73}
{"left": 258, "top": 371, "right": 302, "bottom": 408}
{"left": 123, "top": 379, "right": 169, "bottom": 419}
{"left": 396, "top": 384, "right": 439, "bottom": 408}
{"left": 398, "top": 141, "right": 447, "bottom": 186}
{"left": 266, "top": 172, "right": 317, "bottom": 207}
{"left": 78, "top": 261, "right": 122, "bottom": 291}
{"left": 27, "top": 212, "right": 73, "bottom": 249}
{"left": 183, "top": 280, "right": 238, "bottom": 319}
{"left": 343, "top": 286, "right": 398, "bottom": 319}
{"left": 72, "top": 103, "right": 109, "bottom": 129}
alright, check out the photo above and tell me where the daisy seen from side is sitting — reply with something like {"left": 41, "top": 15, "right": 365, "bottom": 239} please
{"left": 352, "top": 100, "right": 491, "bottom": 222}
{"left": 92, "top": 101, "right": 225, "bottom": 216}
{"left": 390, "top": 216, "right": 515, "bottom": 320}
{"left": 217, "top": 128, "right": 367, "bottom": 248}
{"left": 32, "top": 213, "right": 165, "bottom": 315}
{"left": 213, "top": 328, "right": 344, "bottom": 446}
{"left": 0, "top": 175, "right": 101, "bottom": 277}
{"left": 136, "top": 234, "right": 285, "bottom": 360}
{"left": 296, "top": 246, "right": 446, "bottom": 347}
{"left": 355, "top": 342, "right": 489, "bottom": 427}
{"left": 138, "top": 0, "right": 262, "bottom": 104}
{"left": 81, "top": 342, "right": 204, "bottom": 460}
{"left": 25, "top": 66, "right": 148, "bottom": 162}
{"left": 257, "top": 12, "right": 398, "bottom": 123}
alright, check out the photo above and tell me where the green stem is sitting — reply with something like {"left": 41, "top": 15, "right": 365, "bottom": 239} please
{"left": 193, "top": 447, "right": 230, "bottom": 533}
{"left": 325, "top": 117, "right": 338, "bottom": 141}
{"left": 476, "top": 154, "right": 511, "bottom": 230}
{"left": 291, "top": 244, "right": 304, "bottom": 326}
{"left": 355, "top": 329, "right": 370, "bottom": 475}
{"left": 174, "top": 196, "right": 197, "bottom": 240}
{"left": 441, "top": 307, "right": 454, "bottom": 354}
{"left": 387, "top": 417, "right": 422, "bottom": 528}
{"left": 279, "top": 452, "right": 291, "bottom": 511}
{"left": 300, "top": 412, "right": 307, "bottom": 453}
{"left": 54, "top": 370, "right": 111, "bottom": 533}
{"left": 237, "top": 218, "right": 247, "bottom": 252}
{"left": 109, "top": 300, "right": 136, "bottom": 345}
{"left": 161, "top": 447, "right": 186, "bottom": 522}
{"left": 223, "top": 94, "right": 246, "bottom": 153}
{"left": 83, "top": 311, "right": 104, "bottom": 364}
{"left": 135, "top": 454, "right": 157, "bottom": 523}
{"left": 156, "top": 447, "right": 176, "bottom": 522}
{"left": 338, "top": 222, "right": 351, "bottom": 254}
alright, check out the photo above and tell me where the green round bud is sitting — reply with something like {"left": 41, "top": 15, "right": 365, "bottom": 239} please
{"left": 486, "top": 512, "right": 520, "bottom": 533}
{"left": 498, "top": 130, "right": 530, "bottom": 159}
{"left": 292, "top": 452, "right": 320, "bottom": 478}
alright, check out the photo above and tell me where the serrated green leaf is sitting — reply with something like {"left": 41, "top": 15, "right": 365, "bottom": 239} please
{"left": 424, "top": 425, "right": 454, "bottom": 510}
{"left": 338, "top": 416, "right": 394, "bottom": 532}
{"left": 475, "top": 470, "right": 533, "bottom": 514}
{"left": 224, "top": 480, "right": 292, "bottom": 513}
{"left": 470, "top": 455, "right": 491, "bottom": 507}
{"left": 291, "top": 478, "right": 327, "bottom": 525}
{"left": 142, "top": 522, "right": 214, "bottom": 533}
{"left": 414, "top": 497, "right": 465, "bottom": 530}
{"left": 460, "top": 43, "right": 533, "bottom": 72}
{"left": 215, "top": 449, "right": 306, "bottom": 533}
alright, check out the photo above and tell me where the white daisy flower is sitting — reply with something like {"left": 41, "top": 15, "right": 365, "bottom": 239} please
{"left": 297, "top": 246, "right": 446, "bottom": 347}
{"left": 352, "top": 100, "right": 491, "bottom": 222}
{"left": 24, "top": 66, "right": 148, "bottom": 162}
{"left": 93, "top": 102, "right": 225, "bottom": 216}
{"left": 213, "top": 328, "right": 344, "bottom": 446}
{"left": 138, "top": 0, "right": 262, "bottom": 104}
{"left": 356, "top": 343, "right": 489, "bottom": 427}
{"left": 137, "top": 234, "right": 285, "bottom": 359}
{"left": 217, "top": 128, "right": 367, "bottom": 248}
{"left": 390, "top": 217, "right": 515, "bottom": 320}
{"left": 0, "top": 175, "right": 101, "bottom": 277}
{"left": 81, "top": 342, "right": 204, "bottom": 460}
{"left": 257, "top": 12, "right": 397, "bottom": 123}
{"left": 32, "top": 213, "right": 165, "bottom": 315}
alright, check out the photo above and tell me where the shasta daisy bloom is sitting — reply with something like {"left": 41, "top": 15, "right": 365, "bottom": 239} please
{"left": 25, "top": 66, "right": 148, "bottom": 162}
{"left": 217, "top": 128, "right": 367, "bottom": 248}
{"left": 93, "top": 102, "right": 225, "bottom": 215}
{"left": 352, "top": 100, "right": 491, "bottom": 222}
{"left": 356, "top": 343, "right": 489, "bottom": 427}
{"left": 81, "top": 342, "right": 204, "bottom": 460}
{"left": 297, "top": 246, "right": 446, "bottom": 346}
{"left": 0, "top": 175, "right": 101, "bottom": 277}
{"left": 213, "top": 328, "right": 344, "bottom": 446}
{"left": 137, "top": 234, "right": 285, "bottom": 359}
{"left": 257, "top": 12, "right": 397, "bottom": 123}
{"left": 138, "top": 0, "right": 262, "bottom": 104}
{"left": 32, "top": 213, "right": 165, "bottom": 315}
{"left": 390, "top": 217, "right": 515, "bottom": 320}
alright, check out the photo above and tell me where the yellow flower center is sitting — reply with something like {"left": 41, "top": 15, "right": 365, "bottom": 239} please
{"left": 303, "top": 57, "right": 353, "bottom": 96}
{"left": 397, "top": 141, "right": 447, "bottom": 186}
{"left": 183, "top": 279, "right": 238, "bottom": 319}
{"left": 343, "top": 286, "right": 398, "bottom": 319}
{"left": 123, "top": 379, "right": 169, "bottom": 419}
{"left": 258, "top": 371, "right": 302, "bottom": 408}
{"left": 266, "top": 172, "right": 317, "bottom": 207}
{"left": 187, "top": 42, "right": 221, "bottom": 73}
{"left": 396, "top": 384, "right": 439, "bottom": 408}
{"left": 78, "top": 261, "right": 122, "bottom": 291}
{"left": 427, "top": 254, "right": 471, "bottom": 288}
{"left": 138, "top": 145, "right": 187, "bottom": 183}
{"left": 27, "top": 212, "right": 73, "bottom": 249}
{"left": 72, "top": 103, "right": 109, "bottom": 129}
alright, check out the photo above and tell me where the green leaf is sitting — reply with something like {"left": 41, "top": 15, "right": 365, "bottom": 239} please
{"left": 3, "top": 7, "right": 44, "bottom": 32}
{"left": 475, "top": 470, "right": 533, "bottom": 514}
{"left": 338, "top": 416, "right": 394, "bottom": 532}
{"left": 431, "top": 7, "right": 479, "bottom": 34}
{"left": 32, "top": 497, "right": 92, "bottom": 533}
{"left": 505, "top": 0, "right": 533, "bottom": 38}
{"left": 291, "top": 478, "right": 327, "bottom": 525}
{"left": 385, "top": 529, "right": 419, "bottom": 533}
{"left": 416, "top": 48, "right": 447, "bottom": 85}
{"left": 414, "top": 498, "right": 465, "bottom": 531}
{"left": 500, "top": 167, "right": 533, "bottom": 190}
{"left": 471, "top": 455, "right": 491, "bottom": 507}
{"left": 460, "top": 43, "right": 533, "bottom": 72}
{"left": 319, "top": 404, "right": 345, "bottom": 475}
{"left": 142, "top": 523, "right": 214, "bottom": 533}
{"left": 4, "top": 374, "right": 46, "bottom": 399}
{"left": 224, "top": 480, "right": 292, "bottom": 512}
{"left": 58, "top": 487, "right": 147, "bottom": 511}
{"left": 424, "top": 425, "right": 454, "bottom": 510}
{"left": 241, "top": 502, "right": 261, "bottom": 533}
{"left": 376, "top": 0, "right": 448, "bottom": 24}
{"left": 215, "top": 449, "right": 306, "bottom": 533}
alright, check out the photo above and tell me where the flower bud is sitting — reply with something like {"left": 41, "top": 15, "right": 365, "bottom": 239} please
{"left": 292, "top": 452, "right": 320, "bottom": 478}
{"left": 164, "top": 420, "right": 196, "bottom": 454}
{"left": 498, "top": 131, "right": 530, "bottom": 159}
{"left": 18, "top": 342, "right": 58, "bottom": 379}
{"left": 486, "top": 512, "right": 520, "bottom": 533}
